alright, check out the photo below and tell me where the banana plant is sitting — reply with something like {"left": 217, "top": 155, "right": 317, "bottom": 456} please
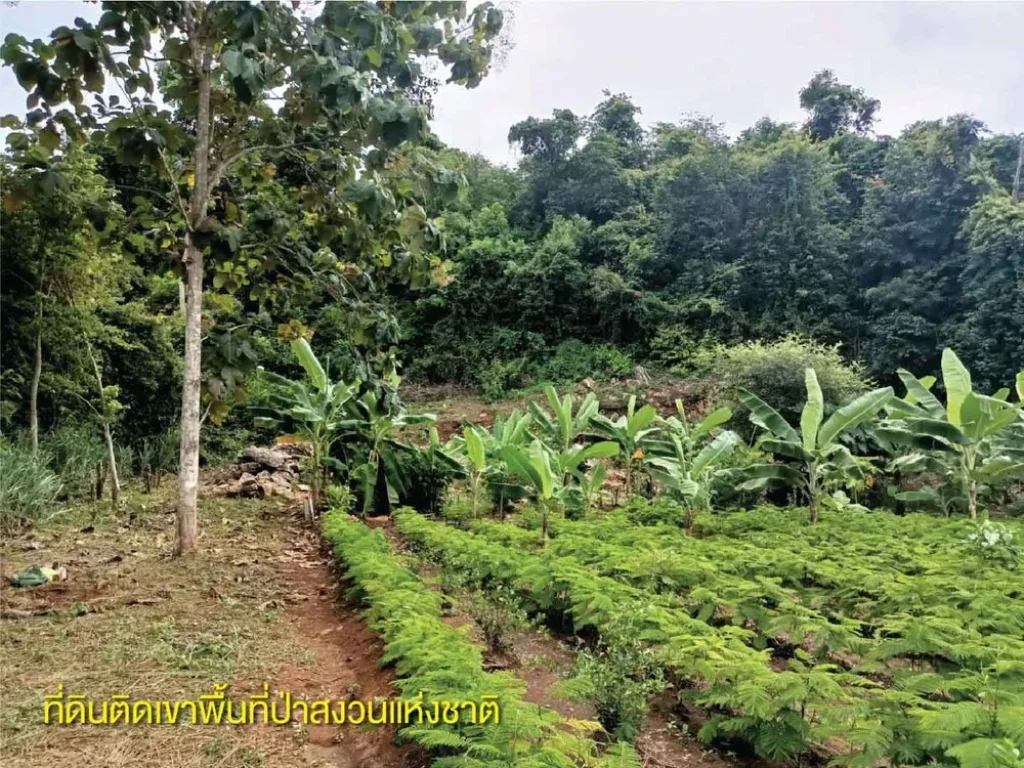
{"left": 345, "top": 390, "right": 436, "bottom": 516}
{"left": 590, "top": 394, "right": 660, "bottom": 498}
{"left": 647, "top": 401, "right": 740, "bottom": 531}
{"left": 460, "top": 425, "right": 489, "bottom": 518}
{"left": 482, "top": 409, "right": 535, "bottom": 517}
{"left": 255, "top": 338, "right": 358, "bottom": 505}
{"left": 529, "top": 384, "right": 601, "bottom": 453}
{"left": 879, "top": 349, "right": 1024, "bottom": 519}
{"left": 495, "top": 438, "right": 611, "bottom": 542}
{"left": 499, "top": 439, "right": 564, "bottom": 544}
{"left": 737, "top": 369, "right": 893, "bottom": 523}
{"left": 555, "top": 440, "right": 620, "bottom": 518}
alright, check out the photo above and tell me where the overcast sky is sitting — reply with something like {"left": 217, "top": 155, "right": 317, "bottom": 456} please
{"left": 2, "top": 1, "right": 1022, "bottom": 165}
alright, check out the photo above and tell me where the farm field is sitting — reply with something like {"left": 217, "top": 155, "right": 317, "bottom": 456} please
{"left": 382, "top": 505, "right": 1024, "bottom": 767}
{"left": 3, "top": 3, "right": 1024, "bottom": 768}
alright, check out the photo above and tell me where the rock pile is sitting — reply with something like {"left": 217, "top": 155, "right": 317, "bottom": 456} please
{"left": 206, "top": 445, "right": 309, "bottom": 500}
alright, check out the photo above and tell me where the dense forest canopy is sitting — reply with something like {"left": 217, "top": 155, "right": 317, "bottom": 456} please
{"left": 403, "top": 81, "right": 1023, "bottom": 395}
{"left": 0, "top": 10, "right": 1021, "bottom": 513}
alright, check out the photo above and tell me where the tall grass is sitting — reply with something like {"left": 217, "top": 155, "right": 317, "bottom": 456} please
{"left": 0, "top": 440, "right": 63, "bottom": 531}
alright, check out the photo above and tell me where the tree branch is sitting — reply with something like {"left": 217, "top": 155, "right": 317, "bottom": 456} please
{"left": 206, "top": 142, "right": 306, "bottom": 197}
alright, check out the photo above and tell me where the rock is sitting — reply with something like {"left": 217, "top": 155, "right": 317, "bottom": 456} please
{"left": 241, "top": 446, "right": 296, "bottom": 471}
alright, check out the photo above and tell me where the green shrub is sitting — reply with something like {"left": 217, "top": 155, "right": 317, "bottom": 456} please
{"left": 325, "top": 483, "right": 353, "bottom": 514}
{"left": 648, "top": 323, "right": 715, "bottom": 371}
{"left": 561, "top": 615, "right": 666, "bottom": 742}
{"left": 394, "top": 444, "right": 461, "bottom": 514}
{"left": 465, "top": 586, "right": 531, "bottom": 655}
{"left": 693, "top": 334, "right": 870, "bottom": 429}
{"left": 534, "top": 340, "right": 634, "bottom": 384}
{"left": 480, "top": 357, "right": 528, "bottom": 401}
{"left": 0, "top": 440, "right": 62, "bottom": 530}
{"left": 44, "top": 425, "right": 106, "bottom": 498}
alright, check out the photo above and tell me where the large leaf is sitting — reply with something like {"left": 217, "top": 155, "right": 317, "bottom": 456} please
{"left": 801, "top": 368, "right": 823, "bottom": 452}
{"left": 627, "top": 404, "right": 658, "bottom": 439}
{"left": 941, "top": 348, "right": 972, "bottom": 427}
{"left": 896, "top": 369, "right": 945, "bottom": 419}
{"left": 960, "top": 393, "right": 1021, "bottom": 441}
{"left": 499, "top": 445, "right": 544, "bottom": 497}
{"left": 736, "top": 463, "right": 806, "bottom": 491}
{"left": 692, "top": 406, "right": 732, "bottom": 440}
{"left": 578, "top": 441, "right": 620, "bottom": 462}
{"left": 291, "top": 338, "right": 327, "bottom": 392}
{"left": 737, "top": 389, "right": 799, "bottom": 443}
{"left": 464, "top": 427, "right": 485, "bottom": 471}
{"left": 758, "top": 438, "right": 811, "bottom": 461}
{"left": 1017, "top": 371, "right": 1024, "bottom": 403}
{"left": 692, "top": 430, "right": 740, "bottom": 475}
{"left": 903, "top": 417, "right": 969, "bottom": 445}
{"left": 817, "top": 387, "right": 894, "bottom": 448}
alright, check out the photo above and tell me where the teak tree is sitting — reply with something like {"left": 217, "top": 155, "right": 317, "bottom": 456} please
{"left": 2, "top": 1, "right": 503, "bottom": 554}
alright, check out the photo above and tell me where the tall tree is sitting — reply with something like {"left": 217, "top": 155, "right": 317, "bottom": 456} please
{"left": 2, "top": 1, "right": 503, "bottom": 554}
{"left": 799, "top": 69, "right": 880, "bottom": 141}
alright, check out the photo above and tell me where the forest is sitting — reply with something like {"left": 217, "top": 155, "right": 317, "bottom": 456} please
{"left": 1, "top": 3, "right": 1023, "bottom": 768}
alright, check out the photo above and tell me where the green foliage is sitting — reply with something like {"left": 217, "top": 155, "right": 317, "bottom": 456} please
{"left": 322, "top": 508, "right": 631, "bottom": 767}
{"left": 535, "top": 341, "right": 634, "bottom": 385}
{"left": 407, "top": 505, "right": 1024, "bottom": 766}
{"left": 737, "top": 368, "right": 893, "bottom": 522}
{"left": 480, "top": 357, "right": 528, "bottom": 402}
{"left": 647, "top": 401, "right": 740, "bottom": 528}
{"left": 692, "top": 335, "right": 872, "bottom": 431}
{"left": 563, "top": 615, "right": 667, "bottom": 742}
{"left": 881, "top": 348, "right": 1024, "bottom": 519}
{"left": 255, "top": 339, "right": 358, "bottom": 503}
{"left": 0, "top": 440, "right": 62, "bottom": 530}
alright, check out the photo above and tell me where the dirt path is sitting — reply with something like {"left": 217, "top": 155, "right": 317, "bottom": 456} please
{"left": 0, "top": 486, "right": 425, "bottom": 768}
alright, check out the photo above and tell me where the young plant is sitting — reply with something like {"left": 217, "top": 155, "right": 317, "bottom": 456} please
{"left": 591, "top": 395, "right": 660, "bottom": 498}
{"left": 647, "top": 401, "right": 740, "bottom": 531}
{"left": 461, "top": 425, "right": 489, "bottom": 518}
{"left": 880, "top": 349, "right": 1024, "bottom": 519}
{"left": 345, "top": 390, "right": 436, "bottom": 517}
{"left": 738, "top": 369, "right": 893, "bottom": 523}
{"left": 256, "top": 339, "right": 357, "bottom": 506}
{"left": 529, "top": 384, "right": 600, "bottom": 453}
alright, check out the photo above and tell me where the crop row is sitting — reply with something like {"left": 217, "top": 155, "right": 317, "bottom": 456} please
{"left": 403, "top": 509, "right": 1024, "bottom": 768}
{"left": 321, "top": 510, "right": 639, "bottom": 767}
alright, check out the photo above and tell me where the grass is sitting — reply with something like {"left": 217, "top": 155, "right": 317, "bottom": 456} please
{"left": 0, "top": 482, "right": 325, "bottom": 768}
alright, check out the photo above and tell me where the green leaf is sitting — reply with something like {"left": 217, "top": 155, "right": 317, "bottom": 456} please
{"left": 291, "top": 338, "right": 327, "bottom": 392}
{"left": 737, "top": 463, "right": 806, "bottom": 490}
{"left": 692, "top": 406, "right": 732, "bottom": 440}
{"left": 817, "top": 387, "right": 894, "bottom": 448}
{"left": 692, "top": 430, "right": 739, "bottom": 475}
{"left": 38, "top": 125, "right": 60, "bottom": 152}
{"left": 897, "top": 369, "right": 945, "bottom": 418}
{"left": 801, "top": 368, "right": 823, "bottom": 452}
{"left": 464, "top": 426, "right": 485, "bottom": 471}
{"left": 941, "top": 348, "right": 972, "bottom": 427}
{"left": 737, "top": 389, "right": 799, "bottom": 443}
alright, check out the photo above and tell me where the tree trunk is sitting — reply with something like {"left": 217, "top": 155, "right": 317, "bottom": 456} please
{"left": 29, "top": 298, "right": 42, "bottom": 455}
{"left": 174, "top": 18, "right": 213, "bottom": 556}
{"left": 175, "top": 240, "right": 204, "bottom": 555}
{"left": 1013, "top": 135, "right": 1023, "bottom": 202}
{"left": 84, "top": 339, "right": 120, "bottom": 512}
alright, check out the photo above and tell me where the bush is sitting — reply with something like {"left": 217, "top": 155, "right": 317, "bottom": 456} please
{"left": 325, "top": 483, "right": 353, "bottom": 514}
{"left": 693, "top": 334, "right": 871, "bottom": 429}
{"left": 480, "top": 357, "right": 529, "bottom": 401}
{"left": 534, "top": 340, "right": 634, "bottom": 384}
{"left": 394, "top": 444, "right": 462, "bottom": 514}
{"left": 0, "top": 440, "right": 62, "bottom": 530}
{"left": 465, "top": 586, "right": 531, "bottom": 655}
{"left": 44, "top": 425, "right": 106, "bottom": 499}
{"left": 561, "top": 614, "right": 666, "bottom": 742}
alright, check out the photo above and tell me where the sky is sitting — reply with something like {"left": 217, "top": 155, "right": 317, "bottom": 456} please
{"left": 2, "top": 1, "right": 1022, "bottom": 166}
